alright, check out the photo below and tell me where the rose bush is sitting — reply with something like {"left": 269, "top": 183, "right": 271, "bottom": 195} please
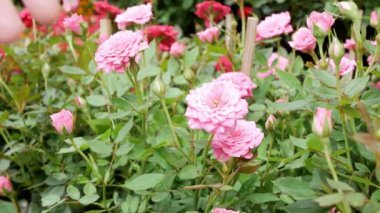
{"left": 0, "top": 1, "right": 380, "bottom": 213}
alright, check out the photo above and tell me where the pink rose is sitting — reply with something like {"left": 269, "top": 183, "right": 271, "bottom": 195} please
{"left": 212, "top": 208, "right": 240, "bottom": 213}
{"left": 63, "top": 0, "right": 79, "bottom": 13}
{"left": 306, "top": 11, "right": 335, "bottom": 33}
{"left": 22, "top": 0, "right": 61, "bottom": 25}
{"left": 371, "top": 11, "right": 379, "bottom": 27}
{"left": 212, "top": 120, "right": 264, "bottom": 162}
{"left": 50, "top": 109, "right": 74, "bottom": 134}
{"left": 197, "top": 27, "right": 219, "bottom": 43}
{"left": 214, "top": 56, "right": 233, "bottom": 72}
{"left": 214, "top": 72, "right": 257, "bottom": 98}
{"left": 289, "top": 27, "right": 317, "bottom": 53}
{"left": 0, "top": 176, "right": 12, "bottom": 196}
{"left": 312, "top": 107, "right": 332, "bottom": 137}
{"left": 329, "top": 55, "right": 356, "bottom": 76}
{"left": 115, "top": 3, "right": 153, "bottom": 29}
{"left": 169, "top": 42, "right": 186, "bottom": 57}
{"left": 185, "top": 81, "right": 248, "bottom": 134}
{"left": 63, "top": 14, "right": 83, "bottom": 34}
{"left": 374, "top": 82, "right": 380, "bottom": 90}
{"left": 257, "top": 53, "right": 289, "bottom": 78}
{"left": 95, "top": 30, "right": 148, "bottom": 73}
{"left": 0, "top": 0, "right": 25, "bottom": 44}
{"left": 256, "top": 12, "right": 293, "bottom": 41}
{"left": 344, "top": 39, "right": 356, "bottom": 50}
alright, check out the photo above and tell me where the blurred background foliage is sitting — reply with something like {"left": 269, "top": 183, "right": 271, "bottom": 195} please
{"left": 12, "top": 0, "right": 380, "bottom": 36}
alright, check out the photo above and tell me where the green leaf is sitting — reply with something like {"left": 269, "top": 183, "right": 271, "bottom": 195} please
{"left": 184, "top": 48, "right": 199, "bottom": 67}
{"left": 115, "top": 142, "right": 134, "bottom": 156}
{"left": 89, "top": 140, "right": 112, "bottom": 157}
{"left": 179, "top": 165, "right": 200, "bottom": 180}
{"left": 86, "top": 95, "right": 107, "bottom": 107}
{"left": 60, "top": 66, "right": 86, "bottom": 75}
{"left": 151, "top": 192, "right": 170, "bottom": 203}
{"left": 343, "top": 77, "right": 369, "bottom": 98}
{"left": 250, "top": 193, "right": 279, "bottom": 204}
{"left": 326, "top": 179, "right": 354, "bottom": 192}
{"left": 165, "top": 88, "right": 184, "bottom": 99}
{"left": 312, "top": 69, "right": 336, "bottom": 88}
{"left": 0, "top": 201, "right": 16, "bottom": 213}
{"left": 283, "top": 199, "right": 326, "bottom": 213}
{"left": 289, "top": 136, "right": 308, "bottom": 149}
{"left": 182, "top": 0, "right": 193, "bottom": 9}
{"left": 344, "top": 192, "right": 366, "bottom": 207}
{"left": 84, "top": 182, "right": 97, "bottom": 195}
{"left": 307, "top": 137, "right": 323, "bottom": 151}
{"left": 124, "top": 173, "right": 165, "bottom": 191}
{"left": 315, "top": 193, "right": 343, "bottom": 207}
{"left": 273, "top": 177, "right": 316, "bottom": 200}
{"left": 115, "top": 119, "right": 134, "bottom": 143}
{"left": 41, "top": 194, "right": 60, "bottom": 207}
{"left": 277, "top": 71, "right": 302, "bottom": 90}
{"left": 67, "top": 185, "right": 80, "bottom": 200}
{"left": 79, "top": 194, "right": 100, "bottom": 205}
{"left": 137, "top": 65, "right": 160, "bottom": 81}
{"left": 268, "top": 98, "right": 313, "bottom": 113}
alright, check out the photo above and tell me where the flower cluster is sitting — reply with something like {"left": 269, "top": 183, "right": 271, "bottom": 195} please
{"left": 185, "top": 72, "right": 263, "bottom": 162}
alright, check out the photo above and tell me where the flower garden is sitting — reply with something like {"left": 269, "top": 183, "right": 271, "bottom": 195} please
{"left": 0, "top": 0, "right": 380, "bottom": 212}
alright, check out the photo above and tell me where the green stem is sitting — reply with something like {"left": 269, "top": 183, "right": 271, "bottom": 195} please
{"left": 0, "top": 74, "right": 21, "bottom": 111}
{"left": 340, "top": 111, "right": 353, "bottom": 172}
{"left": 239, "top": 1, "right": 246, "bottom": 46}
{"left": 69, "top": 137, "right": 99, "bottom": 177}
{"left": 261, "top": 133, "right": 274, "bottom": 186}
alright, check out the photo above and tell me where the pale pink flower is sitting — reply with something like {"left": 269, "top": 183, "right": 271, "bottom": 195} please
{"left": 256, "top": 12, "right": 293, "bottom": 41}
{"left": 0, "top": 176, "right": 12, "bottom": 196}
{"left": 257, "top": 53, "right": 289, "bottom": 78}
{"left": 63, "top": 13, "right": 83, "bottom": 34}
{"left": 312, "top": 107, "right": 332, "bottom": 137}
{"left": 75, "top": 96, "right": 85, "bottom": 107}
{"left": 50, "top": 109, "right": 74, "bottom": 134}
{"left": 185, "top": 81, "right": 248, "bottom": 134}
{"left": 344, "top": 39, "right": 356, "bottom": 50}
{"left": 371, "top": 11, "right": 379, "bottom": 27}
{"left": 115, "top": 3, "right": 153, "bottom": 29}
{"left": 63, "top": 0, "right": 79, "bottom": 13}
{"left": 95, "top": 30, "right": 148, "bottom": 73}
{"left": 212, "top": 208, "right": 240, "bottom": 213}
{"left": 329, "top": 55, "right": 356, "bottom": 76}
{"left": 212, "top": 120, "right": 264, "bottom": 162}
{"left": 306, "top": 11, "right": 335, "bottom": 33}
{"left": 289, "top": 27, "right": 316, "bottom": 53}
{"left": 214, "top": 72, "right": 257, "bottom": 98}
{"left": 197, "top": 27, "right": 219, "bottom": 43}
{"left": 374, "top": 82, "right": 380, "bottom": 90}
{"left": 169, "top": 42, "right": 186, "bottom": 57}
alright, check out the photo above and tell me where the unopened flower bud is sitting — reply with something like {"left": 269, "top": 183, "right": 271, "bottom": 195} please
{"left": 0, "top": 176, "right": 12, "bottom": 196}
{"left": 329, "top": 37, "right": 345, "bottom": 64}
{"left": 152, "top": 75, "right": 166, "bottom": 98}
{"left": 336, "top": 1, "right": 360, "bottom": 21}
{"left": 75, "top": 96, "right": 85, "bottom": 107}
{"left": 312, "top": 107, "right": 332, "bottom": 137}
{"left": 183, "top": 68, "right": 195, "bottom": 82}
{"left": 370, "top": 10, "right": 379, "bottom": 28}
{"left": 312, "top": 24, "right": 327, "bottom": 39}
{"left": 265, "top": 114, "right": 277, "bottom": 131}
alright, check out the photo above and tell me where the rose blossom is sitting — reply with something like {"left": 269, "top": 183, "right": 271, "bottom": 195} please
{"left": 312, "top": 107, "right": 332, "bottom": 137}
{"left": 115, "top": 3, "right": 153, "bottom": 29}
{"left": 289, "top": 27, "right": 317, "bottom": 53}
{"left": 306, "top": 11, "right": 335, "bottom": 33}
{"left": 195, "top": 1, "right": 230, "bottom": 27}
{"left": 185, "top": 81, "right": 248, "bottom": 134}
{"left": 257, "top": 53, "right": 288, "bottom": 78}
{"left": 371, "top": 10, "right": 379, "bottom": 27}
{"left": 256, "top": 12, "right": 293, "bottom": 41}
{"left": 93, "top": 1, "right": 122, "bottom": 18}
{"left": 169, "top": 42, "right": 186, "bottom": 57}
{"left": 214, "top": 56, "right": 233, "bottom": 72}
{"left": 19, "top": 8, "right": 33, "bottom": 28}
{"left": 212, "top": 208, "right": 240, "bottom": 213}
{"left": 145, "top": 25, "right": 178, "bottom": 52}
{"left": 344, "top": 39, "right": 356, "bottom": 50}
{"left": 63, "top": 13, "right": 83, "bottom": 34}
{"left": 212, "top": 120, "right": 264, "bottom": 162}
{"left": 95, "top": 30, "right": 148, "bottom": 73}
{"left": 329, "top": 55, "right": 356, "bottom": 76}
{"left": 197, "top": 27, "right": 219, "bottom": 43}
{"left": 0, "top": 176, "right": 12, "bottom": 196}
{"left": 214, "top": 72, "right": 257, "bottom": 98}
{"left": 50, "top": 109, "right": 74, "bottom": 134}
{"left": 63, "top": 0, "right": 79, "bottom": 13}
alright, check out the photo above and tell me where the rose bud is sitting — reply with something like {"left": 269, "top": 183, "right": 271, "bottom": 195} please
{"left": 312, "top": 107, "right": 332, "bottom": 137}
{"left": 0, "top": 176, "right": 12, "bottom": 196}
{"left": 329, "top": 37, "right": 345, "bottom": 65}
{"left": 50, "top": 109, "right": 74, "bottom": 134}
{"left": 151, "top": 74, "right": 166, "bottom": 98}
